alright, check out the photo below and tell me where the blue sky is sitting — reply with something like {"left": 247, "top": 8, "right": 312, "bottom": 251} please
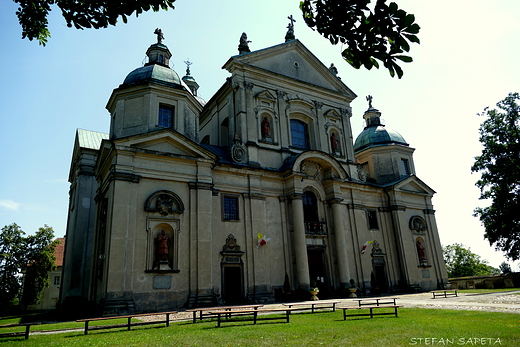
{"left": 1, "top": 0, "right": 519, "bottom": 268}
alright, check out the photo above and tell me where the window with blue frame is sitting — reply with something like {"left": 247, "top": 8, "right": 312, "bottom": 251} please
{"left": 223, "top": 196, "right": 239, "bottom": 221}
{"left": 290, "top": 119, "right": 309, "bottom": 149}
{"left": 158, "top": 104, "right": 174, "bottom": 128}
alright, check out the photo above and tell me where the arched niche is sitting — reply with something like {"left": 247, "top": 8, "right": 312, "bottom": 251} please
{"left": 415, "top": 237, "right": 429, "bottom": 267}
{"left": 144, "top": 190, "right": 184, "bottom": 272}
{"left": 144, "top": 190, "right": 185, "bottom": 216}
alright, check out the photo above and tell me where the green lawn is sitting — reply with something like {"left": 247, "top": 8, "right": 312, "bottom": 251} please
{"left": 1, "top": 308, "right": 518, "bottom": 347}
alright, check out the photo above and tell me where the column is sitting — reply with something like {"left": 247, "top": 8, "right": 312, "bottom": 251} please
{"left": 291, "top": 194, "right": 310, "bottom": 290}
{"left": 330, "top": 198, "right": 350, "bottom": 286}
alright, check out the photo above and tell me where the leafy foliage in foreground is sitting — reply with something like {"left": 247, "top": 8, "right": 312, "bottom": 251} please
{"left": 13, "top": 0, "right": 176, "bottom": 46}
{"left": 472, "top": 92, "right": 520, "bottom": 261}
{"left": 300, "top": 0, "right": 420, "bottom": 78}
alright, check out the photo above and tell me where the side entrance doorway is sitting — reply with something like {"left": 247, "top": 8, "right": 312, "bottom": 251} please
{"left": 307, "top": 248, "right": 329, "bottom": 296}
{"left": 222, "top": 265, "right": 244, "bottom": 304}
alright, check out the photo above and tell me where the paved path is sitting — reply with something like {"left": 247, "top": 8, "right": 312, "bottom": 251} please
{"left": 160, "top": 290, "right": 520, "bottom": 322}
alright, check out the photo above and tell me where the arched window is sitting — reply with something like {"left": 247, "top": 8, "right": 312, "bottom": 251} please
{"left": 303, "top": 191, "right": 321, "bottom": 234}
{"left": 303, "top": 191, "right": 319, "bottom": 222}
{"left": 330, "top": 131, "right": 340, "bottom": 154}
{"left": 290, "top": 119, "right": 309, "bottom": 149}
{"left": 201, "top": 135, "right": 210, "bottom": 145}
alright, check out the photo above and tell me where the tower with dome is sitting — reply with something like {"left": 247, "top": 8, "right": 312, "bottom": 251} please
{"left": 61, "top": 26, "right": 447, "bottom": 315}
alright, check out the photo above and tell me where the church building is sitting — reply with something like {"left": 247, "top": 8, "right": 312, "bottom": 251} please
{"left": 60, "top": 24, "right": 447, "bottom": 315}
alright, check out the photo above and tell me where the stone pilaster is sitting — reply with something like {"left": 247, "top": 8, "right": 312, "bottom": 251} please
{"left": 330, "top": 198, "right": 350, "bottom": 286}
{"left": 290, "top": 194, "right": 310, "bottom": 290}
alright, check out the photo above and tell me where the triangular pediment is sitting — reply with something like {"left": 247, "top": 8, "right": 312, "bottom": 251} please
{"left": 115, "top": 130, "right": 216, "bottom": 160}
{"left": 224, "top": 40, "right": 356, "bottom": 99}
{"left": 393, "top": 175, "right": 436, "bottom": 196}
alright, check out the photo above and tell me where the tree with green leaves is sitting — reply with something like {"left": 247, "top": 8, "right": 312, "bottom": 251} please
{"left": 0, "top": 223, "right": 58, "bottom": 310}
{"left": 21, "top": 226, "right": 60, "bottom": 308}
{"left": 13, "top": 1, "right": 419, "bottom": 78}
{"left": 13, "top": 0, "right": 176, "bottom": 46}
{"left": 0, "top": 223, "right": 27, "bottom": 307}
{"left": 443, "top": 243, "right": 497, "bottom": 278}
{"left": 300, "top": 0, "right": 420, "bottom": 78}
{"left": 498, "top": 262, "right": 512, "bottom": 274}
{"left": 472, "top": 92, "right": 520, "bottom": 261}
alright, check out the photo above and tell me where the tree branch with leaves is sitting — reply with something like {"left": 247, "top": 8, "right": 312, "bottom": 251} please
{"left": 13, "top": 0, "right": 176, "bottom": 46}
{"left": 300, "top": 0, "right": 420, "bottom": 78}
{"left": 472, "top": 92, "right": 520, "bottom": 261}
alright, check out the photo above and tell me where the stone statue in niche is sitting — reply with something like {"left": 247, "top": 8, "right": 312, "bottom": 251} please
{"left": 330, "top": 132, "right": 339, "bottom": 153}
{"left": 416, "top": 239, "right": 428, "bottom": 265}
{"left": 156, "top": 194, "right": 173, "bottom": 216}
{"left": 156, "top": 230, "right": 171, "bottom": 270}
{"left": 261, "top": 117, "right": 271, "bottom": 139}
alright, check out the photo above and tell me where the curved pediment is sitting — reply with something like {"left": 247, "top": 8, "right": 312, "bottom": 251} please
{"left": 282, "top": 150, "right": 349, "bottom": 180}
{"left": 144, "top": 190, "right": 185, "bottom": 215}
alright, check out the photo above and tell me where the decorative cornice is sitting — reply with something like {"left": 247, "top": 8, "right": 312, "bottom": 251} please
{"left": 327, "top": 198, "right": 344, "bottom": 205}
{"left": 289, "top": 193, "right": 303, "bottom": 201}
{"left": 109, "top": 171, "right": 141, "bottom": 183}
{"left": 244, "top": 193, "right": 266, "bottom": 201}
{"left": 188, "top": 182, "right": 214, "bottom": 190}
{"left": 346, "top": 203, "right": 365, "bottom": 210}
{"left": 381, "top": 205, "right": 407, "bottom": 212}
{"left": 423, "top": 208, "right": 436, "bottom": 215}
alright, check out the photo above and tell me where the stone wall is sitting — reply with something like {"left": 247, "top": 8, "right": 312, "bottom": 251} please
{"left": 449, "top": 273, "right": 520, "bottom": 289}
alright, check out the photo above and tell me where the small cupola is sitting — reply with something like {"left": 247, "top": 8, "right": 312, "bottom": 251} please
{"left": 146, "top": 28, "right": 172, "bottom": 67}
{"left": 182, "top": 60, "right": 199, "bottom": 96}
{"left": 363, "top": 95, "right": 382, "bottom": 127}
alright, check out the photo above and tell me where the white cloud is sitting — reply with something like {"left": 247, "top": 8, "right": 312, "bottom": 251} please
{"left": 0, "top": 200, "right": 21, "bottom": 211}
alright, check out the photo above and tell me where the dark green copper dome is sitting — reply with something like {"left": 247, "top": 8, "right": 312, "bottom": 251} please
{"left": 354, "top": 125, "right": 408, "bottom": 152}
{"left": 354, "top": 106, "right": 408, "bottom": 153}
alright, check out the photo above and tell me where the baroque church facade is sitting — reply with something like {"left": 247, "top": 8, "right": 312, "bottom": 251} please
{"left": 61, "top": 26, "right": 447, "bottom": 314}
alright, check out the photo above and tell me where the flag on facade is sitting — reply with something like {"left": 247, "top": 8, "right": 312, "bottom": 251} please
{"left": 361, "top": 240, "right": 375, "bottom": 254}
{"left": 257, "top": 233, "right": 270, "bottom": 249}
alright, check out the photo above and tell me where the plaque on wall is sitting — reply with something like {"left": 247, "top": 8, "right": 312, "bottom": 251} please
{"left": 153, "top": 275, "right": 172, "bottom": 289}
{"left": 422, "top": 270, "right": 430, "bottom": 278}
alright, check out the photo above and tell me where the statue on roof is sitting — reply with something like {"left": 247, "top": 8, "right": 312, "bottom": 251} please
{"left": 329, "top": 63, "right": 338, "bottom": 76}
{"left": 184, "top": 60, "right": 193, "bottom": 76}
{"left": 238, "top": 32, "right": 251, "bottom": 54}
{"left": 154, "top": 28, "right": 164, "bottom": 44}
{"left": 285, "top": 15, "right": 296, "bottom": 42}
{"left": 366, "top": 95, "right": 374, "bottom": 109}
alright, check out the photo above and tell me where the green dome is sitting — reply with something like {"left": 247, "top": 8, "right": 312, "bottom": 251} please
{"left": 354, "top": 125, "right": 408, "bottom": 153}
{"left": 123, "top": 64, "right": 182, "bottom": 87}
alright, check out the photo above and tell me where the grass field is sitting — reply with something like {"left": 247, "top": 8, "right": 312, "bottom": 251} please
{"left": 1, "top": 308, "right": 518, "bottom": 347}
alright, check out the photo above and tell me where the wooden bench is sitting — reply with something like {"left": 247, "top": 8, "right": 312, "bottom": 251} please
{"left": 338, "top": 305, "right": 403, "bottom": 319}
{"left": 185, "top": 304, "right": 264, "bottom": 323}
{"left": 76, "top": 311, "right": 177, "bottom": 335}
{"left": 354, "top": 298, "right": 398, "bottom": 307}
{"left": 283, "top": 300, "right": 341, "bottom": 313}
{"left": 432, "top": 290, "right": 458, "bottom": 298}
{"left": 0, "top": 323, "right": 40, "bottom": 340}
{"left": 209, "top": 308, "right": 298, "bottom": 327}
